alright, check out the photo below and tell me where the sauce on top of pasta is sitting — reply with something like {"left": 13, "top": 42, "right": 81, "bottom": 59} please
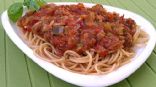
{"left": 17, "top": 3, "right": 136, "bottom": 57}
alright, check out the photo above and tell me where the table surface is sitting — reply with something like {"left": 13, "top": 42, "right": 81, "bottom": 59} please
{"left": 0, "top": 0, "right": 156, "bottom": 87}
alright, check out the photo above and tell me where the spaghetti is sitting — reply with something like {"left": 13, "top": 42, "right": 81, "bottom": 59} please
{"left": 17, "top": 3, "right": 148, "bottom": 74}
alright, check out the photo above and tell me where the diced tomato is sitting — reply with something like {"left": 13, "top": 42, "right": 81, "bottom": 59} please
{"left": 99, "top": 50, "right": 108, "bottom": 57}
{"left": 18, "top": 3, "right": 136, "bottom": 57}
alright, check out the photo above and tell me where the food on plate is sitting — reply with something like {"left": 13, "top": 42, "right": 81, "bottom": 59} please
{"left": 16, "top": 3, "right": 148, "bottom": 74}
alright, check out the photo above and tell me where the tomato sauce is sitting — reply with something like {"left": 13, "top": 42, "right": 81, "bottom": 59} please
{"left": 17, "top": 3, "right": 136, "bottom": 57}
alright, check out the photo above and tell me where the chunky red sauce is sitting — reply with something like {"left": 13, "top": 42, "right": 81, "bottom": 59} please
{"left": 17, "top": 3, "right": 136, "bottom": 57}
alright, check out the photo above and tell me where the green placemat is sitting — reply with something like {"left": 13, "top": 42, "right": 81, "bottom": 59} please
{"left": 0, "top": 0, "right": 156, "bottom": 87}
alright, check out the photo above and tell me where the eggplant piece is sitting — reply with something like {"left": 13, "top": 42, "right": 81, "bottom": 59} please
{"left": 52, "top": 25, "right": 64, "bottom": 35}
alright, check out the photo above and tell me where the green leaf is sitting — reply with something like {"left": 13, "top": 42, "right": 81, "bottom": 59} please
{"left": 36, "top": 0, "right": 46, "bottom": 7}
{"left": 29, "top": 0, "right": 40, "bottom": 10}
{"left": 7, "top": 0, "right": 47, "bottom": 22}
{"left": 23, "top": 0, "right": 31, "bottom": 8}
{"left": 7, "top": 2, "right": 23, "bottom": 22}
{"left": 24, "top": 0, "right": 47, "bottom": 11}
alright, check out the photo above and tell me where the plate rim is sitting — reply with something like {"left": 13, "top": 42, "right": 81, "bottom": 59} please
{"left": 1, "top": 2, "right": 156, "bottom": 87}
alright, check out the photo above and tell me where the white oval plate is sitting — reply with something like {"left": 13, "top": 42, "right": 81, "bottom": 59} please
{"left": 1, "top": 2, "right": 156, "bottom": 87}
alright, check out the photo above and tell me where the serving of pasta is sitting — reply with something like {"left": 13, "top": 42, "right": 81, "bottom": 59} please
{"left": 17, "top": 3, "right": 148, "bottom": 74}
